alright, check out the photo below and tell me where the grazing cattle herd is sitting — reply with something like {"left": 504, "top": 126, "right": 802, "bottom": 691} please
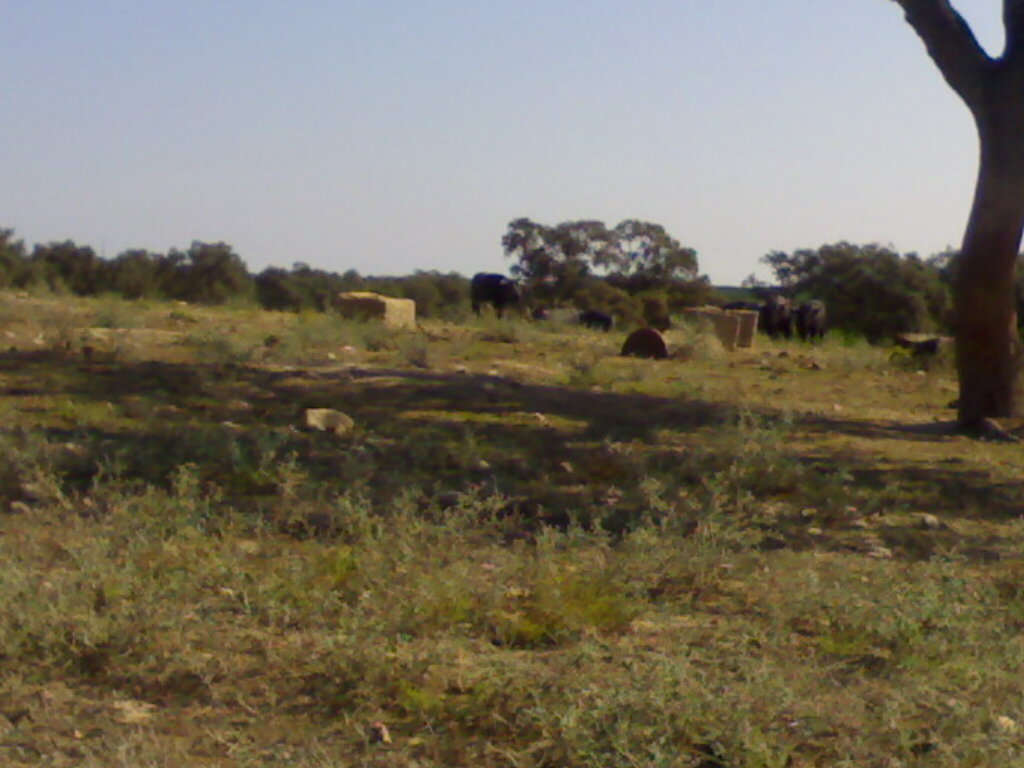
{"left": 470, "top": 273, "right": 827, "bottom": 344}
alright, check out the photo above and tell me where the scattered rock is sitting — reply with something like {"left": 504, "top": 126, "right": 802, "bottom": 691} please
{"left": 369, "top": 721, "right": 392, "bottom": 744}
{"left": 918, "top": 513, "right": 944, "bottom": 531}
{"left": 621, "top": 327, "right": 668, "bottom": 360}
{"left": 994, "top": 715, "right": 1019, "bottom": 734}
{"left": 304, "top": 408, "right": 354, "bottom": 435}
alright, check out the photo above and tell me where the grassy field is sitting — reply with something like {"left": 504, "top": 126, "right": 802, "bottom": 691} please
{"left": 1, "top": 292, "right": 1023, "bottom": 766}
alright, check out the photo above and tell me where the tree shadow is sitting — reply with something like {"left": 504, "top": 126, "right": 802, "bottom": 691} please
{"left": 2, "top": 351, "right": 1022, "bottom": 562}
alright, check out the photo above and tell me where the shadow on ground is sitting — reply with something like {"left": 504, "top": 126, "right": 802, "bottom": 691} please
{"left": 1, "top": 351, "right": 1021, "bottom": 562}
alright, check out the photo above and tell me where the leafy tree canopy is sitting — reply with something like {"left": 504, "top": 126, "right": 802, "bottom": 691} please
{"left": 502, "top": 217, "right": 706, "bottom": 315}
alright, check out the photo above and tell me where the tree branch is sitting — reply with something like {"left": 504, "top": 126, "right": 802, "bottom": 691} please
{"left": 1005, "top": 0, "right": 1024, "bottom": 57}
{"left": 891, "top": 0, "right": 992, "bottom": 106}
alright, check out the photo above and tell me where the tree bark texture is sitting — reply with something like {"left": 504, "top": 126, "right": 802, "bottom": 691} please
{"left": 893, "top": 0, "right": 1024, "bottom": 425}
{"left": 956, "top": 84, "right": 1024, "bottom": 422}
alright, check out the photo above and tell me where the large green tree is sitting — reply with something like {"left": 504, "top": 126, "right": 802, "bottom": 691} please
{"left": 501, "top": 218, "right": 703, "bottom": 310}
{"left": 172, "top": 242, "right": 254, "bottom": 305}
{"left": 892, "top": 1, "right": 1024, "bottom": 427}
{"left": 501, "top": 218, "right": 603, "bottom": 305}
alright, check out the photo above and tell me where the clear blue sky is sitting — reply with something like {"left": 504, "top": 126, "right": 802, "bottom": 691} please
{"left": 1, "top": 1, "right": 1006, "bottom": 285}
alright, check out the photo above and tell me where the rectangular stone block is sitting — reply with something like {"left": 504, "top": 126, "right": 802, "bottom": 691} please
{"left": 333, "top": 291, "right": 417, "bottom": 330}
{"left": 682, "top": 307, "right": 741, "bottom": 351}
{"left": 725, "top": 309, "right": 759, "bottom": 348}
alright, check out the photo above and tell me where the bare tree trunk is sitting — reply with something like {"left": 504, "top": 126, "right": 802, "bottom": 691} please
{"left": 956, "top": 229, "right": 1020, "bottom": 424}
{"left": 890, "top": 0, "right": 1024, "bottom": 429}
{"left": 956, "top": 95, "right": 1024, "bottom": 427}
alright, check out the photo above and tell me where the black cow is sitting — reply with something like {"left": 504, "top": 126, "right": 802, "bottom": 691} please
{"left": 759, "top": 295, "right": 793, "bottom": 339}
{"left": 471, "top": 273, "right": 520, "bottom": 318}
{"left": 578, "top": 310, "right": 614, "bottom": 331}
{"left": 795, "top": 300, "right": 827, "bottom": 341}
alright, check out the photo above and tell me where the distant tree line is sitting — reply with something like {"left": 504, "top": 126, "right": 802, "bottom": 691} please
{"left": 0, "top": 228, "right": 470, "bottom": 319}
{"left": 0, "top": 221, "right": 722, "bottom": 327}
{"left": 9, "top": 226, "right": 1023, "bottom": 343}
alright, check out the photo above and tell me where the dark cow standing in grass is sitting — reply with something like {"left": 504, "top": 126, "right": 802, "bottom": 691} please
{"left": 795, "top": 300, "right": 827, "bottom": 341}
{"left": 578, "top": 309, "right": 614, "bottom": 331}
{"left": 471, "top": 273, "right": 520, "bottom": 318}
{"left": 759, "top": 295, "right": 793, "bottom": 339}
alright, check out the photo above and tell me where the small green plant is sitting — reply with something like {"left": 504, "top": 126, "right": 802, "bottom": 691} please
{"left": 475, "top": 316, "right": 522, "bottom": 344}
{"left": 398, "top": 335, "right": 431, "bottom": 368}
{"left": 355, "top": 322, "right": 401, "bottom": 352}
{"left": 91, "top": 299, "right": 136, "bottom": 329}
{"left": 566, "top": 353, "right": 602, "bottom": 388}
{"left": 183, "top": 329, "right": 253, "bottom": 364}
{"left": 167, "top": 307, "right": 198, "bottom": 326}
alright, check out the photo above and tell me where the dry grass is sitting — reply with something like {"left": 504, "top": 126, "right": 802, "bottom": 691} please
{"left": 0, "top": 293, "right": 1022, "bottom": 766}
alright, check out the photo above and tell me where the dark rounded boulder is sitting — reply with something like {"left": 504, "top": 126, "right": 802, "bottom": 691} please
{"left": 621, "top": 327, "right": 668, "bottom": 360}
